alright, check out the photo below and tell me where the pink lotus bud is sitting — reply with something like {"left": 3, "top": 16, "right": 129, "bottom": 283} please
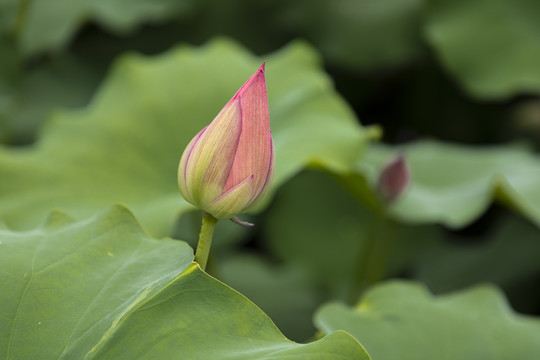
{"left": 377, "top": 154, "right": 410, "bottom": 203}
{"left": 178, "top": 63, "right": 275, "bottom": 220}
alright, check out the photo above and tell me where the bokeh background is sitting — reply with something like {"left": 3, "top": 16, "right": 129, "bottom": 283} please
{"left": 2, "top": 0, "right": 540, "bottom": 345}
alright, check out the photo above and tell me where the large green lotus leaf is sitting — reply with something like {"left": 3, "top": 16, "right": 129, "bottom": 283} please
{"left": 264, "top": 170, "right": 439, "bottom": 301}
{"left": 0, "top": 39, "right": 368, "bottom": 236}
{"left": 174, "top": 215, "right": 322, "bottom": 342}
{"left": 4, "top": 0, "right": 194, "bottom": 56}
{"left": 357, "top": 141, "right": 540, "bottom": 228}
{"left": 216, "top": 254, "right": 323, "bottom": 342}
{"left": 278, "top": 0, "right": 425, "bottom": 71}
{"left": 0, "top": 205, "right": 370, "bottom": 360}
{"left": 424, "top": 0, "right": 540, "bottom": 98}
{"left": 315, "top": 281, "right": 540, "bottom": 360}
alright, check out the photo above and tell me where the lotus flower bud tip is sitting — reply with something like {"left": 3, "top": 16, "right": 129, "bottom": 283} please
{"left": 178, "top": 64, "right": 275, "bottom": 220}
{"left": 377, "top": 154, "right": 410, "bottom": 203}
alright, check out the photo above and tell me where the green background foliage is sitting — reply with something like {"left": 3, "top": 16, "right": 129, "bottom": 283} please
{"left": 1, "top": 0, "right": 540, "bottom": 358}
{"left": 0, "top": 39, "right": 368, "bottom": 236}
{"left": 315, "top": 281, "right": 540, "bottom": 360}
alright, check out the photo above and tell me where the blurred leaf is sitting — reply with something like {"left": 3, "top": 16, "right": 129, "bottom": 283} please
{"left": 115, "top": 0, "right": 426, "bottom": 72}
{"left": 164, "top": 0, "right": 288, "bottom": 56}
{"left": 0, "top": 205, "right": 369, "bottom": 359}
{"left": 0, "top": 38, "right": 368, "bottom": 236}
{"left": 0, "top": 35, "right": 18, "bottom": 84}
{"left": 511, "top": 99, "right": 540, "bottom": 144}
{"left": 0, "top": 35, "right": 19, "bottom": 143}
{"left": 424, "top": 0, "right": 540, "bottom": 98}
{"left": 278, "top": 0, "right": 425, "bottom": 71}
{"left": 264, "top": 170, "right": 439, "bottom": 300}
{"left": 6, "top": 0, "right": 195, "bottom": 56}
{"left": 0, "top": 54, "right": 101, "bottom": 144}
{"left": 315, "top": 281, "right": 540, "bottom": 360}
{"left": 0, "top": 0, "right": 18, "bottom": 35}
{"left": 414, "top": 213, "right": 540, "bottom": 293}
{"left": 216, "top": 254, "right": 323, "bottom": 342}
{"left": 357, "top": 141, "right": 540, "bottom": 228}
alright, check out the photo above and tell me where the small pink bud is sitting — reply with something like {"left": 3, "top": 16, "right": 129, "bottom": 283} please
{"left": 377, "top": 154, "right": 410, "bottom": 203}
{"left": 178, "top": 63, "right": 275, "bottom": 220}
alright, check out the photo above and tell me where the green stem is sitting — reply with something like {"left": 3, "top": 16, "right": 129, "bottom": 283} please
{"left": 366, "top": 216, "right": 397, "bottom": 287}
{"left": 348, "top": 213, "right": 384, "bottom": 303}
{"left": 194, "top": 213, "right": 218, "bottom": 271}
{"left": 349, "top": 209, "right": 396, "bottom": 303}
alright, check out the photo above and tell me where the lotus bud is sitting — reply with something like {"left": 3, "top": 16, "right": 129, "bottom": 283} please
{"left": 178, "top": 63, "right": 275, "bottom": 220}
{"left": 377, "top": 154, "right": 410, "bottom": 203}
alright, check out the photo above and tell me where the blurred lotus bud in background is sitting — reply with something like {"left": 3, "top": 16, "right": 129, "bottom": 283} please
{"left": 377, "top": 154, "right": 410, "bottom": 204}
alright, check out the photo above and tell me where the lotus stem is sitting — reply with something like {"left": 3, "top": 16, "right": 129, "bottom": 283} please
{"left": 194, "top": 212, "right": 218, "bottom": 270}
